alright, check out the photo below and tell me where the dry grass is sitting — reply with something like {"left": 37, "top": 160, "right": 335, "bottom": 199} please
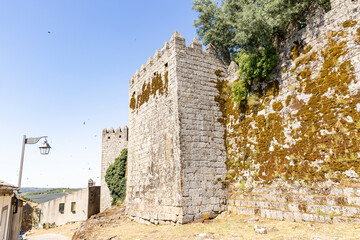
{"left": 27, "top": 207, "right": 360, "bottom": 240}
{"left": 82, "top": 214, "right": 360, "bottom": 240}
{"left": 24, "top": 222, "right": 81, "bottom": 239}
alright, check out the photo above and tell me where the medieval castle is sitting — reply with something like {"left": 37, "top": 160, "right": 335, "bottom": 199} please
{"left": 102, "top": 0, "right": 360, "bottom": 224}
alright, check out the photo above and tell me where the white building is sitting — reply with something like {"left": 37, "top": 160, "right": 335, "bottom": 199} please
{"left": 38, "top": 185, "right": 100, "bottom": 226}
{"left": 0, "top": 179, "right": 23, "bottom": 240}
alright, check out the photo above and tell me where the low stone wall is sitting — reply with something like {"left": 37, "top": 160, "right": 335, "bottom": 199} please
{"left": 228, "top": 187, "right": 360, "bottom": 223}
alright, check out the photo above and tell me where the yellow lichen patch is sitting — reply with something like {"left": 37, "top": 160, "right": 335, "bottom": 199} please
{"left": 290, "top": 44, "right": 301, "bottom": 61}
{"left": 343, "top": 19, "right": 357, "bottom": 28}
{"left": 291, "top": 51, "right": 317, "bottom": 72}
{"left": 285, "top": 95, "right": 291, "bottom": 106}
{"left": 130, "top": 71, "right": 169, "bottom": 111}
{"left": 302, "top": 45, "right": 313, "bottom": 55}
{"left": 215, "top": 69, "right": 224, "bottom": 78}
{"left": 272, "top": 101, "right": 284, "bottom": 112}
{"left": 356, "top": 28, "right": 360, "bottom": 44}
{"left": 130, "top": 93, "right": 136, "bottom": 110}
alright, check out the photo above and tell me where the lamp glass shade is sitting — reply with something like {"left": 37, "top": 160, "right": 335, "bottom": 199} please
{"left": 39, "top": 141, "right": 51, "bottom": 155}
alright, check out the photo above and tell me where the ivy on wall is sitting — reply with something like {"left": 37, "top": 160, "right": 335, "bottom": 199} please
{"left": 105, "top": 148, "right": 128, "bottom": 205}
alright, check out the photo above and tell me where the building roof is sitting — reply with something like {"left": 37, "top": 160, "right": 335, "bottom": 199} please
{"left": 18, "top": 197, "right": 38, "bottom": 207}
{"left": 0, "top": 179, "right": 18, "bottom": 191}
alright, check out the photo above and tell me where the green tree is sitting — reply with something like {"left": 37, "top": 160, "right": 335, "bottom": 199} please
{"left": 193, "top": 0, "right": 330, "bottom": 58}
{"left": 193, "top": 0, "right": 331, "bottom": 103}
{"left": 105, "top": 148, "right": 127, "bottom": 205}
{"left": 233, "top": 46, "right": 278, "bottom": 102}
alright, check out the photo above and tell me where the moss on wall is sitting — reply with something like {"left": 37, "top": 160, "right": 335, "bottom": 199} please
{"left": 217, "top": 19, "right": 360, "bottom": 186}
{"left": 343, "top": 19, "right": 357, "bottom": 28}
{"left": 130, "top": 71, "right": 169, "bottom": 111}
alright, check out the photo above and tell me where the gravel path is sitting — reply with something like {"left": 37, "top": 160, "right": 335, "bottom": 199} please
{"left": 24, "top": 234, "right": 69, "bottom": 240}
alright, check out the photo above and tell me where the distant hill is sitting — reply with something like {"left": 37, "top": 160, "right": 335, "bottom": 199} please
{"left": 20, "top": 187, "right": 52, "bottom": 194}
{"left": 21, "top": 188, "right": 81, "bottom": 203}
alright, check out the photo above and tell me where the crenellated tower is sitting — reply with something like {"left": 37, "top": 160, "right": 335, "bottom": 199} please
{"left": 126, "top": 31, "right": 229, "bottom": 224}
{"left": 100, "top": 126, "right": 128, "bottom": 211}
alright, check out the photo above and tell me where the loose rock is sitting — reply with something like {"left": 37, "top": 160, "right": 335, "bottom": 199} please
{"left": 254, "top": 225, "right": 268, "bottom": 234}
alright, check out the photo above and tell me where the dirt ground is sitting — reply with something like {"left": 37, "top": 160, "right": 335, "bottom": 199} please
{"left": 24, "top": 222, "right": 81, "bottom": 239}
{"left": 27, "top": 207, "right": 360, "bottom": 240}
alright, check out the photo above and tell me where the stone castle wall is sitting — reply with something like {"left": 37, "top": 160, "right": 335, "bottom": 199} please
{"left": 176, "top": 37, "right": 228, "bottom": 222}
{"left": 225, "top": 0, "right": 360, "bottom": 223}
{"left": 126, "top": 31, "right": 228, "bottom": 224}
{"left": 100, "top": 126, "right": 128, "bottom": 211}
{"left": 102, "top": 0, "right": 360, "bottom": 224}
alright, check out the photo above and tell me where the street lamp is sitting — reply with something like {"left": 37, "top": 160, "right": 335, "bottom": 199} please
{"left": 39, "top": 139, "right": 51, "bottom": 155}
{"left": 18, "top": 135, "right": 51, "bottom": 191}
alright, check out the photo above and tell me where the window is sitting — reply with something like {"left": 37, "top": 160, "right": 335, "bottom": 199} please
{"left": 59, "top": 203, "right": 65, "bottom": 214}
{"left": 71, "top": 202, "right": 76, "bottom": 213}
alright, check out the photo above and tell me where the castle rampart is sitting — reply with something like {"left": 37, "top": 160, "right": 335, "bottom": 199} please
{"left": 226, "top": 0, "right": 360, "bottom": 223}
{"left": 100, "top": 126, "right": 128, "bottom": 211}
{"left": 126, "top": 31, "right": 228, "bottom": 224}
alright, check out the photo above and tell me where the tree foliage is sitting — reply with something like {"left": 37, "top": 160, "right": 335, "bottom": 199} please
{"left": 105, "top": 148, "right": 127, "bottom": 205}
{"left": 193, "top": 0, "right": 330, "bottom": 58}
{"left": 233, "top": 46, "right": 278, "bottom": 102}
{"left": 193, "top": 0, "right": 331, "bottom": 103}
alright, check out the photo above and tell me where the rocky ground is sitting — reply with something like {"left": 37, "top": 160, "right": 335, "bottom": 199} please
{"left": 25, "top": 206, "right": 360, "bottom": 240}
{"left": 70, "top": 206, "right": 360, "bottom": 240}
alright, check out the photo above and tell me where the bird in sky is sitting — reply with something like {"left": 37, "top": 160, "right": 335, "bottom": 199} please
{"left": 48, "top": 31, "right": 51, "bottom": 34}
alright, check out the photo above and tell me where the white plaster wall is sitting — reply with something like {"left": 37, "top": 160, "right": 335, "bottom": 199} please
{"left": 38, "top": 188, "right": 89, "bottom": 226}
{"left": 0, "top": 195, "right": 12, "bottom": 240}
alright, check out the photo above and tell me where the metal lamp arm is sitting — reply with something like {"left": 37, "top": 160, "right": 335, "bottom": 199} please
{"left": 18, "top": 135, "right": 48, "bottom": 191}
{"left": 25, "top": 136, "right": 48, "bottom": 145}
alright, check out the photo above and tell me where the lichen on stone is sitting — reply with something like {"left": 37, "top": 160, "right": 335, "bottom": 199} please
{"left": 216, "top": 19, "right": 360, "bottom": 186}
{"left": 342, "top": 19, "right": 357, "bottom": 28}
{"left": 272, "top": 101, "right": 284, "bottom": 112}
{"left": 130, "top": 71, "right": 169, "bottom": 111}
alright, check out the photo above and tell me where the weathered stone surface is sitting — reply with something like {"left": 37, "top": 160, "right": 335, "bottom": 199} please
{"left": 227, "top": 0, "right": 360, "bottom": 224}
{"left": 126, "top": 32, "right": 227, "bottom": 224}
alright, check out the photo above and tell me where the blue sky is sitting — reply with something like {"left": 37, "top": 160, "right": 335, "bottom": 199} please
{"left": 0, "top": 1, "right": 198, "bottom": 188}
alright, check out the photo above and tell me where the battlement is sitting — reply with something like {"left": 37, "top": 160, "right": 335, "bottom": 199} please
{"left": 102, "top": 126, "right": 128, "bottom": 142}
{"left": 129, "top": 31, "right": 219, "bottom": 88}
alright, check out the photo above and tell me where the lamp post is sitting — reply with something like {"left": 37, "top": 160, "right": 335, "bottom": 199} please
{"left": 18, "top": 135, "right": 51, "bottom": 191}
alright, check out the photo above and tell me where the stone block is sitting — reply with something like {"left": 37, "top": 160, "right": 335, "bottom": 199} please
{"left": 302, "top": 213, "right": 314, "bottom": 222}
{"left": 343, "top": 188, "right": 354, "bottom": 196}
{"left": 341, "top": 206, "right": 358, "bottom": 217}
{"left": 330, "top": 188, "right": 343, "bottom": 196}
{"left": 288, "top": 203, "right": 299, "bottom": 212}
{"left": 348, "top": 197, "right": 360, "bottom": 206}
{"left": 293, "top": 212, "right": 302, "bottom": 222}
{"left": 283, "top": 212, "right": 294, "bottom": 221}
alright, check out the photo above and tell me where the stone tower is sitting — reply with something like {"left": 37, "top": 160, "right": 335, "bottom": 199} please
{"left": 126, "top": 31, "right": 230, "bottom": 224}
{"left": 100, "top": 126, "right": 128, "bottom": 211}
